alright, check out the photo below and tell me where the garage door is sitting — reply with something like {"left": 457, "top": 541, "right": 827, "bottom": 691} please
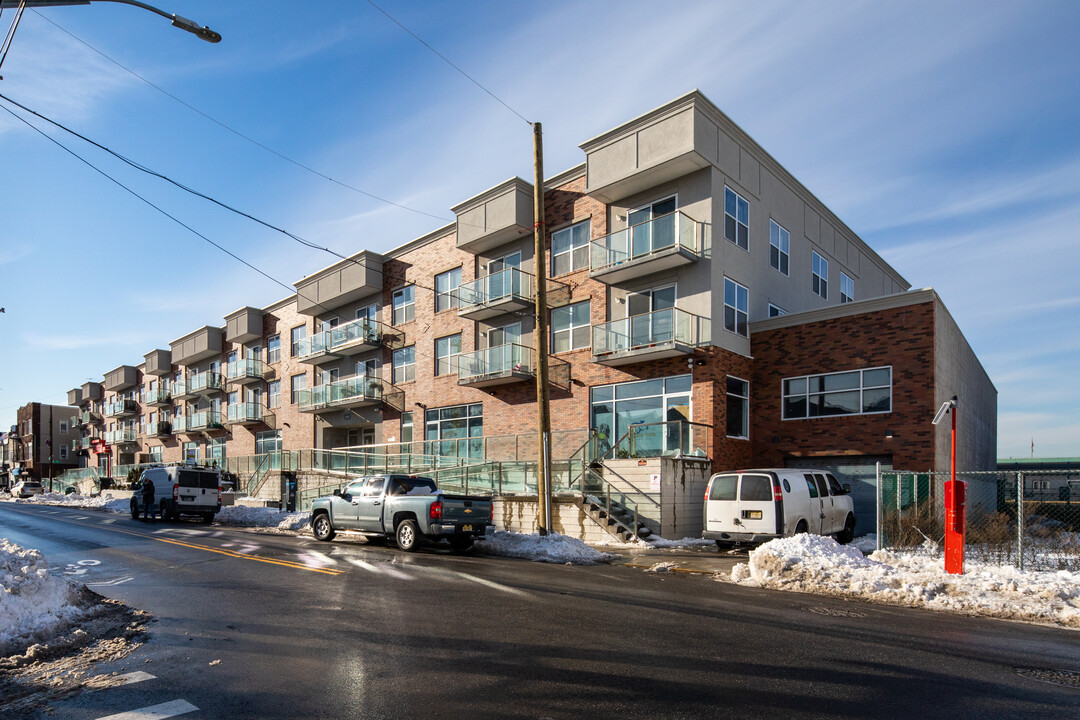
{"left": 787, "top": 456, "right": 892, "bottom": 536}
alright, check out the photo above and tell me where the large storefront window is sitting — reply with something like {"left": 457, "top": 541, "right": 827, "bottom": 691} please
{"left": 425, "top": 404, "right": 483, "bottom": 458}
{"left": 256, "top": 430, "right": 282, "bottom": 470}
{"left": 590, "top": 375, "right": 691, "bottom": 458}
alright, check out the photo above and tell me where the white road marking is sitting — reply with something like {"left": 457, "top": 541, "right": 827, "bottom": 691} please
{"left": 75, "top": 515, "right": 91, "bottom": 520}
{"left": 107, "top": 671, "right": 155, "bottom": 686}
{"left": 102, "top": 518, "right": 117, "bottom": 524}
{"left": 414, "top": 565, "right": 531, "bottom": 597}
{"left": 345, "top": 557, "right": 413, "bottom": 580}
{"left": 95, "top": 699, "right": 198, "bottom": 720}
{"left": 87, "top": 576, "right": 134, "bottom": 587}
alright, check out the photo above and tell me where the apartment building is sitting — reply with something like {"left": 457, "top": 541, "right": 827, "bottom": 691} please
{"left": 57, "top": 91, "right": 995, "bottom": 532}
{"left": 3, "top": 402, "right": 79, "bottom": 489}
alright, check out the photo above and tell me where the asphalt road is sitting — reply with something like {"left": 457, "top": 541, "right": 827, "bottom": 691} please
{"left": 1, "top": 501, "right": 1078, "bottom": 719}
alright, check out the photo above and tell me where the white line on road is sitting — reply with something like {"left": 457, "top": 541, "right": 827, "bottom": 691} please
{"left": 299, "top": 549, "right": 338, "bottom": 568}
{"left": 95, "top": 699, "right": 198, "bottom": 720}
{"left": 75, "top": 515, "right": 91, "bottom": 520}
{"left": 86, "top": 576, "right": 134, "bottom": 587}
{"left": 101, "top": 671, "right": 155, "bottom": 687}
{"left": 345, "top": 557, "right": 413, "bottom": 580}
{"left": 413, "top": 565, "right": 531, "bottom": 597}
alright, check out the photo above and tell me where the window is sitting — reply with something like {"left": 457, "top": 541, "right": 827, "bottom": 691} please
{"left": 59, "top": 421, "right": 68, "bottom": 434}
{"left": 723, "top": 278, "right": 749, "bottom": 337}
{"left": 435, "top": 267, "right": 462, "bottom": 312}
{"left": 552, "top": 220, "right": 590, "bottom": 275}
{"left": 290, "top": 325, "right": 306, "bottom": 357}
{"left": 393, "top": 346, "right": 415, "bottom": 384}
{"left": 783, "top": 366, "right": 892, "bottom": 419}
{"left": 356, "top": 304, "right": 377, "bottom": 322}
{"left": 148, "top": 446, "right": 163, "bottom": 463}
{"left": 207, "top": 437, "right": 226, "bottom": 462}
{"left": 590, "top": 375, "right": 692, "bottom": 457}
{"left": 812, "top": 251, "right": 828, "bottom": 299}
{"left": 267, "top": 380, "right": 281, "bottom": 409}
{"left": 768, "top": 304, "right": 787, "bottom": 318}
{"left": 400, "top": 411, "right": 413, "bottom": 445}
{"left": 320, "top": 368, "right": 339, "bottom": 385}
{"left": 551, "top": 301, "right": 591, "bottom": 353}
{"left": 724, "top": 187, "right": 749, "bottom": 251}
{"left": 392, "top": 286, "right": 415, "bottom": 325}
{"left": 255, "top": 430, "right": 281, "bottom": 455}
{"left": 59, "top": 445, "right": 69, "bottom": 460}
{"left": 435, "top": 334, "right": 462, "bottom": 376}
{"left": 183, "top": 441, "right": 199, "bottom": 462}
{"left": 267, "top": 335, "right": 281, "bottom": 363}
{"left": 628, "top": 197, "right": 677, "bottom": 258}
{"left": 769, "top": 220, "right": 789, "bottom": 275}
{"left": 425, "top": 404, "right": 483, "bottom": 458}
{"left": 290, "top": 374, "right": 307, "bottom": 404}
{"left": 841, "top": 272, "right": 854, "bottom": 304}
{"left": 726, "top": 377, "right": 749, "bottom": 439}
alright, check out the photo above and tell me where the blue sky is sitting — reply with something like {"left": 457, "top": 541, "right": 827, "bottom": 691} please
{"left": 0, "top": 0, "right": 1076, "bottom": 459}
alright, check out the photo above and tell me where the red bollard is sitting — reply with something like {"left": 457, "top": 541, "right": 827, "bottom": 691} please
{"left": 944, "top": 479, "right": 966, "bottom": 574}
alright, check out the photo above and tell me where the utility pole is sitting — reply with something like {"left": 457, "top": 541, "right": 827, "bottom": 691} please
{"left": 533, "top": 121, "right": 552, "bottom": 536}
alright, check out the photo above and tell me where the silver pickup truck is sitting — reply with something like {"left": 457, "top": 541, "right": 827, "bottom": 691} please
{"left": 309, "top": 474, "right": 494, "bottom": 552}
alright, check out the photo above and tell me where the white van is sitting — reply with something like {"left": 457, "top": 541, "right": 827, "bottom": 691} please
{"left": 703, "top": 468, "right": 856, "bottom": 547}
{"left": 131, "top": 464, "right": 222, "bottom": 523}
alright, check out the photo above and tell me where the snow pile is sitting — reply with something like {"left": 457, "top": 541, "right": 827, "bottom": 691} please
{"left": 26, "top": 492, "right": 128, "bottom": 511}
{"left": 213, "top": 506, "right": 311, "bottom": 532}
{"left": 646, "top": 537, "right": 717, "bottom": 549}
{"left": 730, "top": 534, "right": 1080, "bottom": 627}
{"left": 644, "top": 562, "right": 681, "bottom": 572}
{"left": 477, "top": 531, "right": 617, "bottom": 565}
{"left": 0, "top": 540, "right": 88, "bottom": 656}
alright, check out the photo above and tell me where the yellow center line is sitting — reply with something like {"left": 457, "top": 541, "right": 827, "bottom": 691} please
{"left": 3, "top": 504, "right": 344, "bottom": 576}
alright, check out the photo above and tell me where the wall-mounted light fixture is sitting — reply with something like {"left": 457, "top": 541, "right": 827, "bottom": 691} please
{"left": 415, "top": 402, "right": 427, "bottom": 409}
{"left": 885, "top": 429, "right": 894, "bottom": 439}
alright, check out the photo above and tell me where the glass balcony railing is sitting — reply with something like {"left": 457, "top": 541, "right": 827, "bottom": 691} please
{"left": 590, "top": 211, "right": 700, "bottom": 275}
{"left": 69, "top": 414, "right": 81, "bottom": 428}
{"left": 145, "top": 389, "right": 172, "bottom": 405}
{"left": 104, "top": 428, "right": 138, "bottom": 444}
{"left": 186, "top": 373, "right": 226, "bottom": 395}
{"left": 297, "top": 376, "right": 404, "bottom": 413}
{"left": 187, "top": 411, "right": 225, "bottom": 431}
{"left": 297, "top": 318, "right": 402, "bottom": 362}
{"left": 458, "top": 267, "right": 533, "bottom": 311}
{"left": 104, "top": 399, "right": 138, "bottom": 417}
{"left": 592, "top": 308, "right": 710, "bottom": 358}
{"left": 172, "top": 416, "right": 188, "bottom": 433}
{"left": 227, "top": 403, "right": 272, "bottom": 425}
{"left": 226, "top": 358, "right": 271, "bottom": 383}
{"left": 147, "top": 421, "right": 172, "bottom": 436}
{"left": 458, "top": 343, "right": 534, "bottom": 382}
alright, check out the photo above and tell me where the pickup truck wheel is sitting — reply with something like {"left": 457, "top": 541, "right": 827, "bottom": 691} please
{"left": 312, "top": 513, "right": 336, "bottom": 542}
{"left": 836, "top": 514, "right": 856, "bottom": 545}
{"left": 449, "top": 537, "right": 474, "bottom": 553}
{"left": 395, "top": 519, "right": 420, "bottom": 552}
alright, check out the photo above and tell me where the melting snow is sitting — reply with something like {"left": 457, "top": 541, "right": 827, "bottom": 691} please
{"left": 0, "top": 540, "right": 88, "bottom": 656}
{"left": 477, "top": 531, "right": 617, "bottom": 565}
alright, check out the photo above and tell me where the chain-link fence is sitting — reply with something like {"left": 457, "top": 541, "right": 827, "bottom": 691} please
{"left": 878, "top": 469, "right": 1080, "bottom": 571}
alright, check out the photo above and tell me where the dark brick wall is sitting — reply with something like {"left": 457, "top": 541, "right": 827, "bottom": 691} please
{"left": 749, "top": 301, "right": 937, "bottom": 470}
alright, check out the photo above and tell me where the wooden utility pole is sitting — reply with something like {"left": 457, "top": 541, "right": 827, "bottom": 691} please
{"left": 533, "top": 121, "right": 552, "bottom": 535}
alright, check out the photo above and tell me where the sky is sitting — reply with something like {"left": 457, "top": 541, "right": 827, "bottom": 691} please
{"left": 0, "top": 0, "right": 1076, "bottom": 459}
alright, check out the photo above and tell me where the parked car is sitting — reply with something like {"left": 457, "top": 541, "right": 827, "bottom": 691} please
{"left": 310, "top": 474, "right": 494, "bottom": 552}
{"left": 130, "top": 464, "right": 222, "bottom": 523}
{"left": 703, "top": 468, "right": 856, "bottom": 547}
{"left": 10, "top": 480, "right": 44, "bottom": 498}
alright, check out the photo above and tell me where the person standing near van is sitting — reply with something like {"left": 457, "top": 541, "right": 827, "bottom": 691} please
{"left": 140, "top": 476, "right": 155, "bottom": 522}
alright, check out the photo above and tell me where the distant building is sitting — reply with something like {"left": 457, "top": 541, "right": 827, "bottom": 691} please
{"left": 8, "top": 402, "right": 79, "bottom": 490}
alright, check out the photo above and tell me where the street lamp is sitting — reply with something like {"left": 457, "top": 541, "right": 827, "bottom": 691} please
{"left": 0, "top": 1, "right": 221, "bottom": 42}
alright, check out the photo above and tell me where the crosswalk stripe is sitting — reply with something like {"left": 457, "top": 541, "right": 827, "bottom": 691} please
{"left": 95, "top": 699, "right": 198, "bottom": 720}
{"left": 93, "top": 671, "right": 155, "bottom": 687}
{"left": 345, "top": 557, "right": 413, "bottom": 580}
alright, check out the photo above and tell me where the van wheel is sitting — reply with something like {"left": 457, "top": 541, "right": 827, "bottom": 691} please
{"left": 794, "top": 520, "right": 809, "bottom": 534}
{"left": 312, "top": 513, "right": 336, "bottom": 542}
{"left": 837, "top": 514, "right": 856, "bottom": 544}
{"left": 130, "top": 500, "right": 139, "bottom": 520}
{"left": 201, "top": 513, "right": 214, "bottom": 524}
{"left": 395, "top": 519, "right": 420, "bottom": 552}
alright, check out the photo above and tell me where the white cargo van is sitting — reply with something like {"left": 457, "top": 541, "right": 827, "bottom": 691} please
{"left": 130, "top": 464, "right": 222, "bottom": 523}
{"left": 703, "top": 468, "right": 856, "bottom": 547}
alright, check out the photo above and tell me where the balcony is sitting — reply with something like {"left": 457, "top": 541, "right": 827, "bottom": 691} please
{"left": 293, "top": 250, "right": 383, "bottom": 316}
{"left": 296, "top": 317, "right": 404, "bottom": 365}
{"left": 297, "top": 376, "right": 404, "bottom": 413}
{"left": 592, "top": 308, "right": 710, "bottom": 366}
{"left": 457, "top": 343, "right": 571, "bottom": 389}
{"left": 226, "top": 403, "right": 274, "bottom": 427}
{"left": 457, "top": 268, "right": 570, "bottom": 321}
{"left": 81, "top": 410, "right": 103, "bottom": 426}
{"left": 226, "top": 358, "right": 274, "bottom": 386}
{"left": 185, "top": 411, "right": 225, "bottom": 433}
{"left": 104, "top": 429, "right": 139, "bottom": 445}
{"left": 175, "top": 373, "right": 226, "bottom": 399}
{"left": 172, "top": 416, "right": 188, "bottom": 434}
{"left": 69, "top": 414, "right": 82, "bottom": 429}
{"left": 104, "top": 399, "right": 138, "bottom": 418}
{"left": 147, "top": 421, "right": 172, "bottom": 437}
{"left": 145, "top": 389, "right": 172, "bottom": 406}
{"left": 589, "top": 211, "right": 701, "bottom": 284}
{"left": 104, "top": 365, "right": 139, "bottom": 392}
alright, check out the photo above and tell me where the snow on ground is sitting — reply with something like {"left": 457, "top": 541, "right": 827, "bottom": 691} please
{"left": 729, "top": 534, "right": 1080, "bottom": 628}
{"left": 476, "top": 531, "right": 618, "bottom": 565}
{"left": 0, "top": 540, "right": 88, "bottom": 656}
{"left": 645, "top": 537, "right": 718, "bottom": 549}
{"left": 23, "top": 492, "right": 129, "bottom": 512}
{"left": 213, "top": 506, "right": 311, "bottom": 533}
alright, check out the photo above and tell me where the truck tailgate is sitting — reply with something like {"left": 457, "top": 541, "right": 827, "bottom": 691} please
{"left": 440, "top": 495, "right": 491, "bottom": 526}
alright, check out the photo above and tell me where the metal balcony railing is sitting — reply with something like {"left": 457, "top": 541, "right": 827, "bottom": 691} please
{"left": 227, "top": 403, "right": 273, "bottom": 425}
{"left": 296, "top": 375, "right": 405, "bottom": 413}
{"left": 104, "top": 428, "right": 139, "bottom": 444}
{"left": 186, "top": 411, "right": 225, "bottom": 431}
{"left": 226, "top": 358, "right": 272, "bottom": 383}
{"left": 458, "top": 267, "right": 532, "bottom": 309}
{"left": 457, "top": 342, "right": 535, "bottom": 382}
{"left": 145, "top": 389, "right": 172, "bottom": 405}
{"left": 147, "top": 421, "right": 172, "bottom": 436}
{"left": 104, "top": 399, "right": 138, "bottom": 417}
{"left": 590, "top": 211, "right": 701, "bottom": 275}
{"left": 297, "top": 317, "right": 403, "bottom": 362}
{"left": 187, "top": 373, "right": 226, "bottom": 395}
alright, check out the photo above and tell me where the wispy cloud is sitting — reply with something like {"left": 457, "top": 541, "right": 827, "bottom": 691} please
{"left": 0, "top": 246, "right": 33, "bottom": 265}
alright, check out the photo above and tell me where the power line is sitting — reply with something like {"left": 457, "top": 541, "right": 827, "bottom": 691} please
{"left": 25, "top": 8, "right": 482, "bottom": 229}
{"left": 365, "top": 0, "right": 532, "bottom": 127}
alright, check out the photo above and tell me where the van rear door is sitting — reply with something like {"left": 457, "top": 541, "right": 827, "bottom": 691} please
{"left": 705, "top": 474, "right": 738, "bottom": 533}
{"left": 803, "top": 473, "right": 825, "bottom": 533}
{"left": 177, "top": 469, "right": 219, "bottom": 509}
{"left": 736, "top": 473, "right": 779, "bottom": 537}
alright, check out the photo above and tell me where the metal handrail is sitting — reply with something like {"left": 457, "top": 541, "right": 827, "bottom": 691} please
{"left": 600, "top": 419, "right": 713, "bottom": 461}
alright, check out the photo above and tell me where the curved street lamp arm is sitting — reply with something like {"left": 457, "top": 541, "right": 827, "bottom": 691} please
{"left": 0, "top": 0, "right": 220, "bottom": 42}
